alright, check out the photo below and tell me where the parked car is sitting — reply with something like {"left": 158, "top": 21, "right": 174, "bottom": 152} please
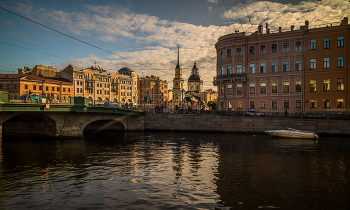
{"left": 246, "top": 110, "right": 265, "bottom": 116}
{"left": 103, "top": 102, "right": 116, "bottom": 107}
{"left": 30, "top": 95, "right": 42, "bottom": 102}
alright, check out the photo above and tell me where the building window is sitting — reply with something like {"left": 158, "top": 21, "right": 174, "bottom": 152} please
{"left": 236, "top": 48, "right": 242, "bottom": 56}
{"left": 33, "top": 85, "right": 36, "bottom": 90}
{"left": 237, "top": 65, "right": 242, "bottom": 74}
{"left": 237, "top": 84, "right": 242, "bottom": 94}
{"left": 220, "top": 51, "right": 223, "bottom": 59}
{"left": 250, "top": 101, "right": 255, "bottom": 109}
{"left": 310, "top": 39, "right": 316, "bottom": 50}
{"left": 272, "top": 82, "right": 277, "bottom": 93}
{"left": 39, "top": 86, "right": 42, "bottom": 90}
{"left": 221, "top": 85, "right": 224, "bottom": 95}
{"left": 76, "top": 88, "right": 79, "bottom": 93}
{"left": 235, "top": 101, "right": 241, "bottom": 109}
{"left": 295, "top": 41, "right": 302, "bottom": 51}
{"left": 310, "top": 80, "right": 316, "bottom": 92}
{"left": 272, "top": 100, "right": 277, "bottom": 109}
{"left": 227, "top": 49, "right": 231, "bottom": 57}
{"left": 63, "top": 88, "right": 66, "bottom": 92}
{"left": 323, "top": 79, "right": 330, "bottom": 91}
{"left": 260, "top": 45, "right": 266, "bottom": 54}
{"left": 261, "top": 101, "right": 266, "bottom": 109}
{"left": 249, "top": 64, "right": 255, "bottom": 73}
{"left": 324, "top": 37, "right": 330, "bottom": 49}
{"left": 46, "top": 86, "right": 48, "bottom": 91}
{"left": 271, "top": 61, "right": 277, "bottom": 72}
{"left": 283, "top": 43, "right": 289, "bottom": 52}
{"left": 57, "top": 87, "right": 60, "bottom": 91}
{"left": 0, "top": 84, "right": 2, "bottom": 89}
{"left": 13, "top": 84, "right": 17, "bottom": 89}
{"left": 260, "top": 63, "right": 266, "bottom": 73}
{"left": 310, "top": 59, "right": 316, "bottom": 69}
{"left": 52, "top": 87, "right": 54, "bottom": 91}
{"left": 260, "top": 82, "right": 266, "bottom": 93}
{"left": 324, "top": 57, "right": 330, "bottom": 68}
{"left": 337, "top": 56, "right": 344, "bottom": 67}
{"left": 250, "top": 83, "right": 255, "bottom": 94}
{"left": 221, "top": 67, "right": 224, "bottom": 75}
{"left": 228, "top": 101, "right": 232, "bottom": 109}
{"left": 283, "top": 61, "right": 289, "bottom": 72}
{"left": 283, "top": 81, "right": 289, "bottom": 93}
{"left": 310, "top": 99, "right": 316, "bottom": 108}
{"left": 68, "top": 88, "right": 70, "bottom": 93}
{"left": 284, "top": 100, "right": 289, "bottom": 108}
{"left": 323, "top": 99, "right": 330, "bottom": 108}
{"left": 296, "top": 100, "right": 301, "bottom": 108}
{"left": 249, "top": 46, "right": 255, "bottom": 55}
{"left": 338, "top": 36, "right": 344, "bottom": 47}
{"left": 6, "top": 84, "right": 10, "bottom": 89}
{"left": 337, "top": 78, "right": 344, "bottom": 91}
{"left": 337, "top": 99, "right": 344, "bottom": 108}
{"left": 295, "top": 60, "right": 301, "bottom": 71}
{"left": 227, "top": 65, "right": 231, "bottom": 74}
{"left": 271, "top": 44, "right": 277, "bottom": 53}
{"left": 295, "top": 81, "right": 301, "bottom": 92}
{"left": 227, "top": 84, "right": 232, "bottom": 95}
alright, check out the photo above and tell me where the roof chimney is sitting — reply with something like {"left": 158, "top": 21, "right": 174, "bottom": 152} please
{"left": 341, "top": 17, "right": 348, "bottom": 25}
{"left": 258, "top": 25, "right": 263, "bottom": 35}
{"left": 279, "top": 27, "right": 282, "bottom": 32}
{"left": 305, "top": 20, "right": 309, "bottom": 29}
{"left": 266, "top": 23, "right": 269, "bottom": 34}
{"left": 291, "top": 25, "right": 294, "bottom": 31}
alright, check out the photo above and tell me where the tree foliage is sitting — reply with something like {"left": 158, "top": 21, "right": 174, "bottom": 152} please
{"left": 207, "top": 101, "right": 218, "bottom": 110}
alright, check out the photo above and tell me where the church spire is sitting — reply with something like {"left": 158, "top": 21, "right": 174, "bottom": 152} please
{"left": 176, "top": 44, "right": 180, "bottom": 69}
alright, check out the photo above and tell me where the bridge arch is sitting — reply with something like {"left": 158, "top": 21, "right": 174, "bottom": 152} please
{"left": 83, "top": 120, "right": 126, "bottom": 135}
{"left": 2, "top": 113, "right": 56, "bottom": 140}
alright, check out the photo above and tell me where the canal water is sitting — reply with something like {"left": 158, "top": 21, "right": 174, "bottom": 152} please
{"left": 0, "top": 132, "right": 350, "bottom": 209}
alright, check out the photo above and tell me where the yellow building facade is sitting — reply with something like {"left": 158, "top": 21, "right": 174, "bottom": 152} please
{"left": 304, "top": 19, "right": 349, "bottom": 113}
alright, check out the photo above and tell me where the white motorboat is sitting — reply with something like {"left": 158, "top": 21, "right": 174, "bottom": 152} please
{"left": 265, "top": 128, "right": 319, "bottom": 139}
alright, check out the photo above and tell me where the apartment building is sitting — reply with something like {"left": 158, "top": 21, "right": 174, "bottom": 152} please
{"left": 138, "top": 75, "right": 168, "bottom": 109}
{"left": 214, "top": 23, "right": 308, "bottom": 112}
{"left": 0, "top": 74, "right": 73, "bottom": 103}
{"left": 60, "top": 65, "right": 138, "bottom": 106}
{"left": 304, "top": 18, "right": 349, "bottom": 113}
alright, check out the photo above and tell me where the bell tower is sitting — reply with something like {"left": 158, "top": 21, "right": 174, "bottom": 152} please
{"left": 172, "top": 44, "right": 184, "bottom": 109}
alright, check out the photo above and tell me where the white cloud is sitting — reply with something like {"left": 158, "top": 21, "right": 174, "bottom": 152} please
{"left": 8, "top": 0, "right": 349, "bottom": 90}
{"left": 207, "top": 0, "right": 218, "bottom": 3}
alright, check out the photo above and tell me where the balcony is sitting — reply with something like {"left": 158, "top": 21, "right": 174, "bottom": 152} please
{"left": 85, "top": 77, "right": 93, "bottom": 81}
{"left": 213, "top": 73, "right": 246, "bottom": 84}
{"left": 86, "top": 84, "right": 94, "bottom": 89}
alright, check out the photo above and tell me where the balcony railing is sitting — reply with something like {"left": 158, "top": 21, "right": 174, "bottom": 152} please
{"left": 85, "top": 77, "right": 93, "bottom": 81}
{"left": 214, "top": 73, "right": 246, "bottom": 81}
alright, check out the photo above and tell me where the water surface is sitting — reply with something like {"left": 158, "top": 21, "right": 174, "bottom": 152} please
{"left": 1, "top": 132, "right": 350, "bottom": 209}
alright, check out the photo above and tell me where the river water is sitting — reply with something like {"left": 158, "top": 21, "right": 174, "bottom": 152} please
{"left": 0, "top": 132, "right": 350, "bottom": 209}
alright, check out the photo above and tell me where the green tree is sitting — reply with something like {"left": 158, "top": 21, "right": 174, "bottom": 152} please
{"left": 207, "top": 101, "right": 218, "bottom": 110}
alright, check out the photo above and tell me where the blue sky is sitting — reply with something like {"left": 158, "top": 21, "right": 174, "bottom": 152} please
{"left": 0, "top": 0, "right": 348, "bottom": 89}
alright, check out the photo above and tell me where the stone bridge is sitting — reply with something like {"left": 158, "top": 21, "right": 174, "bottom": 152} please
{"left": 0, "top": 95, "right": 145, "bottom": 140}
{"left": 0, "top": 111, "right": 144, "bottom": 140}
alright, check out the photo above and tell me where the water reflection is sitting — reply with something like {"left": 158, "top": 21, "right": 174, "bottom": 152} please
{"left": 0, "top": 133, "right": 349, "bottom": 209}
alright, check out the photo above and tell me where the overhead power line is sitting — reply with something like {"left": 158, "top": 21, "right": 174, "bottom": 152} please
{"left": 0, "top": 6, "right": 174, "bottom": 77}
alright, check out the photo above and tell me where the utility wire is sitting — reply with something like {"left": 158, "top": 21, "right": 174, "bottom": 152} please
{"left": 232, "top": 0, "right": 244, "bottom": 32}
{"left": 221, "top": 0, "right": 235, "bottom": 33}
{"left": 0, "top": 6, "right": 174, "bottom": 77}
{"left": 241, "top": 0, "right": 254, "bottom": 32}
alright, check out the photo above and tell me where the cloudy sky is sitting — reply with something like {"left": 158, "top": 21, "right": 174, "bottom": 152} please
{"left": 0, "top": 0, "right": 348, "bottom": 89}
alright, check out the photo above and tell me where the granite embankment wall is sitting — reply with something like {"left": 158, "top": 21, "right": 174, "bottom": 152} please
{"left": 145, "top": 113, "right": 350, "bottom": 136}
